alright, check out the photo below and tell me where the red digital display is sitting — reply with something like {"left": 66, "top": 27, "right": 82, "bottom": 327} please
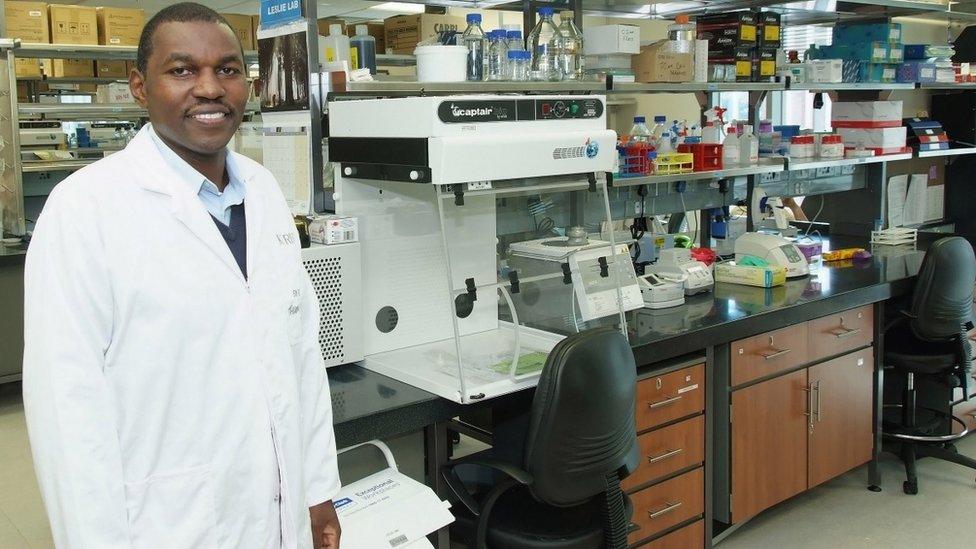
{"left": 541, "top": 103, "right": 551, "bottom": 115}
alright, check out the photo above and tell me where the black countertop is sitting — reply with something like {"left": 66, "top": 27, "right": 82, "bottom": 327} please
{"left": 330, "top": 237, "right": 929, "bottom": 446}
{"left": 0, "top": 243, "right": 27, "bottom": 268}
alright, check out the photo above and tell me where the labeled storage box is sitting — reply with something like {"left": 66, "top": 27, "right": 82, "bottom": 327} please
{"left": 632, "top": 40, "right": 693, "bottom": 82}
{"left": 5, "top": 1, "right": 50, "bottom": 77}
{"left": 384, "top": 14, "right": 464, "bottom": 55}
{"left": 696, "top": 12, "right": 756, "bottom": 49}
{"left": 50, "top": 58, "right": 93, "bottom": 77}
{"left": 836, "top": 127, "right": 907, "bottom": 155}
{"left": 897, "top": 61, "right": 937, "bottom": 83}
{"left": 49, "top": 4, "right": 98, "bottom": 44}
{"left": 818, "top": 42, "right": 896, "bottom": 64}
{"left": 709, "top": 46, "right": 752, "bottom": 81}
{"left": 583, "top": 25, "right": 640, "bottom": 56}
{"left": 753, "top": 47, "right": 777, "bottom": 80}
{"left": 904, "top": 44, "right": 955, "bottom": 60}
{"left": 95, "top": 60, "right": 127, "bottom": 77}
{"left": 833, "top": 23, "right": 902, "bottom": 44}
{"left": 832, "top": 100, "right": 903, "bottom": 127}
{"left": 757, "top": 11, "right": 781, "bottom": 48}
{"left": 96, "top": 7, "right": 143, "bottom": 46}
{"left": 96, "top": 81, "right": 133, "bottom": 103}
{"left": 714, "top": 262, "right": 786, "bottom": 287}
{"left": 843, "top": 61, "right": 896, "bottom": 83}
{"left": 806, "top": 59, "right": 843, "bottom": 83}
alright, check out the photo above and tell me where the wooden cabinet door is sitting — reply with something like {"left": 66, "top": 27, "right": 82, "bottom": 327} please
{"left": 731, "top": 369, "right": 809, "bottom": 523}
{"left": 807, "top": 348, "right": 874, "bottom": 488}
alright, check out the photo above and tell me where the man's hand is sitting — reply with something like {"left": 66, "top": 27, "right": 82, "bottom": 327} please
{"left": 310, "top": 500, "right": 341, "bottom": 549}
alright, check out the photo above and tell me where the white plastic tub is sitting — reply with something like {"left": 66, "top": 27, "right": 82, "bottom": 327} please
{"left": 415, "top": 45, "right": 467, "bottom": 83}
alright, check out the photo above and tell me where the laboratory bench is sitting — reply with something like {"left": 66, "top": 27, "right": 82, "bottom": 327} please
{"left": 334, "top": 236, "right": 932, "bottom": 549}
{"left": 0, "top": 243, "right": 26, "bottom": 267}
{"left": 0, "top": 244, "right": 25, "bottom": 383}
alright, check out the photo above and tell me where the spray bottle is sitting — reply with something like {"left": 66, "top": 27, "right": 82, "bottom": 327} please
{"left": 702, "top": 105, "right": 727, "bottom": 144}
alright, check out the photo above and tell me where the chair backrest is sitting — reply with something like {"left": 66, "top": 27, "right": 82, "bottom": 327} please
{"left": 910, "top": 236, "right": 976, "bottom": 341}
{"left": 523, "top": 327, "right": 639, "bottom": 507}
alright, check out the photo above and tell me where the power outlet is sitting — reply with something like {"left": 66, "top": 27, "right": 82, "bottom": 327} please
{"left": 467, "top": 181, "right": 492, "bottom": 191}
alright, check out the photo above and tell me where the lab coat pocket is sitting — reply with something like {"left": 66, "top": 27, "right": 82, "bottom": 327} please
{"left": 125, "top": 465, "right": 218, "bottom": 549}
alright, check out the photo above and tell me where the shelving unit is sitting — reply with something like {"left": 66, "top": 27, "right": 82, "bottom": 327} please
{"left": 785, "top": 153, "right": 914, "bottom": 170}
{"left": 612, "top": 159, "right": 785, "bottom": 187}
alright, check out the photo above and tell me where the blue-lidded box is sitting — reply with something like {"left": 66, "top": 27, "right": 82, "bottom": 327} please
{"left": 897, "top": 61, "right": 937, "bottom": 83}
{"left": 833, "top": 23, "right": 902, "bottom": 44}
{"left": 820, "top": 42, "right": 893, "bottom": 64}
{"left": 903, "top": 44, "right": 955, "bottom": 60}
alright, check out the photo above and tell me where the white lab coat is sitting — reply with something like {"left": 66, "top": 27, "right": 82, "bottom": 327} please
{"left": 23, "top": 126, "right": 340, "bottom": 548}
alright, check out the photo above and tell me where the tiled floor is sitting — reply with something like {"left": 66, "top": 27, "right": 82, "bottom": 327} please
{"left": 2, "top": 380, "right": 975, "bottom": 548}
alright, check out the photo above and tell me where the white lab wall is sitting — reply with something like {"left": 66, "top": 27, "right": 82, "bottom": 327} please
{"left": 892, "top": 16, "right": 956, "bottom": 117}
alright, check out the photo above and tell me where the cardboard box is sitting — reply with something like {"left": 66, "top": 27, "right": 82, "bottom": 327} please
{"left": 7, "top": 0, "right": 49, "bottom": 76}
{"left": 347, "top": 22, "right": 386, "bottom": 55}
{"left": 837, "top": 127, "right": 907, "bottom": 153}
{"left": 583, "top": 25, "right": 640, "bottom": 56}
{"left": 6, "top": 1, "right": 50, "bottom": 42}
{"left": 95, "top": 60, "right": 127, "bottom": 78}
{"left": 317, "top": 17, "right": 347, "bottom": 36}
{"left": 632, "top": 41, "right": 693, "bottom": 83}
{"left": 96, "top": 82, "right": 133, "bottom": 103}
{"left": 96, "top": 7, "right": 143, "bottom": 46}
{"left": 220, "top": 13, "right": 255, "bottom": 50}
{"left": 49, "top": 4, "right": 98, "bottom": 45}
{"left": 384, "top": 14, "right": 464, "bottom": 55}
{"left": 49, "top": 58, "right": 93, "bottom": 77}
{"left": 832, "top": 100, "right": 903, "bottom": 127}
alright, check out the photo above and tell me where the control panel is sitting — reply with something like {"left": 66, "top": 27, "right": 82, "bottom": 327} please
{"left": 437, "top": 97, "right": 604, "bottom": 124}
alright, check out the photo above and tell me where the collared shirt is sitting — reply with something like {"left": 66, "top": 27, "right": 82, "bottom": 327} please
{"left": 147, "top": 124, "right": 245, "bottom": 226}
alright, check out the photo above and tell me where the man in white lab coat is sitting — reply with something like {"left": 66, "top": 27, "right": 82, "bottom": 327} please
{"left": 22, "top": 3, "right": 342, "bottom": 548}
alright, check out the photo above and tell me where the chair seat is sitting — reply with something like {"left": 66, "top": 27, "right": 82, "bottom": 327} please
{"left": 483, "top": 486, "right": 632, "bottom": 549}
{"left": 883, "top": 406, "right": 943, "bottom": 435}
{"left": 884, "top": 326, "right": 962, "bottom": 375}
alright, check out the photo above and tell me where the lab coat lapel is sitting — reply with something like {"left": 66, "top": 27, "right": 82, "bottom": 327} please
{"left": 126, "top": 128, "right": 247, "bottom": 283}
{"left": 243, "top": 176, "right": 264, "bottom": 281}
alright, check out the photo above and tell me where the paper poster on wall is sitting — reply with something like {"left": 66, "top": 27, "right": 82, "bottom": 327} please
{"left": 904, "top": 174, "right": 928, "bottom": 226}
{"left": 925, "top": 184, "right": 944, "bottom": 222}
{"left": 257, "top": 21, "right": 310, "bottom": 113}
{"left": 886, "top": 174, "right": 907, "bottom": 228}
{"left": 261, "top": 116, "right": 311, "bottom": 215}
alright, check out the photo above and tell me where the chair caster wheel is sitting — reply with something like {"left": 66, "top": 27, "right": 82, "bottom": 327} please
{"left": 903, "top": 481, "right": 918, "bottom": 495}
{"left": 868, "top": 485, "right": 882, "bottom": 492}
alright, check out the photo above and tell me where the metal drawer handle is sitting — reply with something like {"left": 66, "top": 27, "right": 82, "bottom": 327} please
{"left": 833, "top": 327, "right": 862, "bottom": 339}
{"left": 648, "top": 501, "right": 682, "bottom": 519}
{"left": 649, "top": 395, "right": 683, "bottom": 409}
{"left": 760, "top": 348, "right": 792, "bottom": 360}
{"left": 647, "top": 448, "right": 684, "bottom": 464}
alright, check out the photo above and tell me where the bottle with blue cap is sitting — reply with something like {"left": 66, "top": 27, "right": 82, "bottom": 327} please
{"left": 507, "top": 50, "right": 530, "bottom": 81}
{"left": 461, "top": 13, "right": 486, "bottom": 81}
{"left": 506, "top": 29, "right": 523, "bottom": 51}
{"left": 527, "top": 7, "right": 563, "bottom": 81}
{"left": 629, "top": 117, "right": 652, "bottom": 144}
{"left": 487, "top": 30, "right": 510, "bottom": 81}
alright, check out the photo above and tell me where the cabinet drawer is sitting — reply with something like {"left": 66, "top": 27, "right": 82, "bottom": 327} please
{"left": 808, "top": 305, "right": 873, "bottom": 361}
{"left": 636, "top": 364, "right": 705, "bottom": 431}
{"left": 731, "top": 324, "right": 809, "bottom": 386}
{"left": 623, "top": 416, "right": 704, "bottom": 493}
{"left": 632, "top": 520, "right": 704, "bottom": 549}
{"left": 628, "top": 468, "right": 704, "bottom": 546}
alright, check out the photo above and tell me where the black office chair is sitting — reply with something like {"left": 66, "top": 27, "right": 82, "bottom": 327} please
{"left": 443, "top": 327, "right": 640, "bottom": 549}
{"left": 882, "top": 236, "right": 976, "bottom": 495}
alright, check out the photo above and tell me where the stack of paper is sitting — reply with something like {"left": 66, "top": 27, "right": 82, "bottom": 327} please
{"left": 871, "top": 227, "right": 917, "bottom": 246}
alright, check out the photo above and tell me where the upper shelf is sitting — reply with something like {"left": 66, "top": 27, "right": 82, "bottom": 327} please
{"left": 341, "top": 81, "right": 606, "bottom": 95}
{"left": 18, "top": 102, "right": 261, "bottom": 119}
{"left": 8, "top": 42, "right": 259, "bottom": 63}
{"left": 611, "top": 158, "right": 785, "bottom": 187}
{"left": 610, "top": 82, "right": 785, "bottom": 93}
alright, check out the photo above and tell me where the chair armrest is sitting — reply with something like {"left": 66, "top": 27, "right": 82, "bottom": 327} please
{"left": 441, "top": 459, "right": 534, "bottom": 517}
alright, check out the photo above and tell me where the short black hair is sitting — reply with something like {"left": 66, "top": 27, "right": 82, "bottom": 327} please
{"left": 136, "top": 2, "right": 241, "bottom": 74}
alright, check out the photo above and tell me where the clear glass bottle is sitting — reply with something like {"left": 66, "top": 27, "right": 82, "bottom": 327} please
{"left": 557, "top": 11, "right": 584, "bottom": 80}
{"left": 629, "top": 116, "right": 652, "bottom": 143}
{"left": 507, "top": 29, "right": 523, "bottom": 52}
{"left": 462, "top": 14, "right": 486, "bottom": 81}
{"left": 508, "top": 50, "right": 530, "bottom": 81}
{"left": 527, "top": 7, "right": 563, "bottom": 82}
{"left": 487, "top": 30, "right": 509, "bottom": 81}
